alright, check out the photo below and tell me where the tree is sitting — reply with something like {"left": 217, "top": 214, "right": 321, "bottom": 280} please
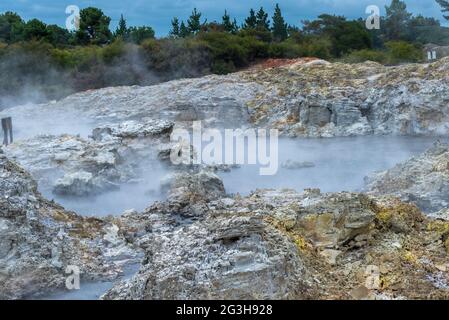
{"left": 243, "top": 9, "right": 257, "bottom": 29}
{"left": 222, "top": 10, "right": 238, "bottom": 33}
{"left": 0, "top": 11, "right": 24, "bottom": 43}
{"left": 115, "top": 14, "right": 128, "bottom": 37}
{"left": 170, "top": 17, "right": 180, "bottom": 37}
{"left": 272, "top": 4, "right": 288, "bottom": 41}
{"left": 23, "top": 19, "right": 49, "bottom": 41}
{"left": 256, "top": 7, "right": 270, "bottom": 31}
{"left": 46, "top": 24, "right": 71, "bottom": 45}
{"left": 76, "top": 7, "right": 112, "bottom": 44}
{"left": 384, "top": 0, "right": 412, "bottom": 41}
{"left": 179, "top": 21, "right": 190, "bottom": 37}
{"left": 436, "top": 0, "right": 449, "bottom": 20}
{"left": 187, "top": 8, "right": 203, "bottom": 34}
{"left": 303, "top": 14, "right": 371, "bottom": 56}
{"left": 127, "top": 26, "right": 155, "bottom": 44}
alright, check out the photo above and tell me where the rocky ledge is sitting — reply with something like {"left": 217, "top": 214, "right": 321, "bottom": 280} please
{"left": 0, "top": 154, "right": 140, "bottom": 299}
{"left": 2, "top": 147, "right": 449, "bottom": 299}
{"left": 365, "top": 141, "right": 449, "bottom": 214}
{"left": 103, "top": 187, "right": 449, "bottom": 300}
{"left": 2, "top": 58, "right": 449, "bottom": 139}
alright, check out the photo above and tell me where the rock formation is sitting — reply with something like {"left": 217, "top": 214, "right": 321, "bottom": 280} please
{"left": 2, "top": 58, "right": 449, "bottom": 300}
{"left": 103, "top": 188, "right": 449, "bottom": 300}
{"left": 365, "top": 141, "right": 449, "bottom": 214}
{"left": 0, "top": 154, "right": 139, "bottom": 299}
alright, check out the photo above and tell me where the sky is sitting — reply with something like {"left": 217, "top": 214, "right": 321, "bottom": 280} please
{"left": 0, "top": 0, "right": 447, "bottom": 36}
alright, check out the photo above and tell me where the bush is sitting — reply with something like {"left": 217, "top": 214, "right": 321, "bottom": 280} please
{"left": 342, "top": 49, "right": 388, "bottom": 63}
{"left": 197, "top": 32, "right": 249, "bottom": 70}
{"left": 101, "top": 38, "right": 126, "bottom": 64}
{"left": 239, "top": 36, "right": 269, "bottom": 60}
{"left": 385, "top": 41, "right": 423, "bottom": 64}
{"left": 141, "top": 38, "right": 211, "bottom": 78}
{"left": 298, "top": 36, "right": 333, "bottom": 59}
{"left": 268, "top": 40, "right": 303, "bottom": 58}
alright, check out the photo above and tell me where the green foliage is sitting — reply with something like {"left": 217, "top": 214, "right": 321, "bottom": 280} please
{"left": 239, "top": 28, "right": 272, "bottom": 43}
{"left": 197, "top": 32, "right": 249, "bottom": 72}
{"left": 222, "top": 11, "right": 238, "bottom": 34}
{"left": 436, "top": 0, "right": 449, "bottom": 20}
{"left": 46, "top": 25, "right": 71, "bottom": 46}
{"left": 303, "top": 14, "right": 371, "bottom": 56}
{"left": 101, "top": 38, "right": 126, "bottom": 63}
{"left": 341, "top": 49, "right": 388, "bottom": 63}
{"left": 384, "top": 0, "right": 412, "bottom": 41}
{"left": 244, "top": 9, "right": 257, "bottom": 30}
{"left": 0, "top": 2, "right": 446, "bottom": 106}
{"left": 23, "top": 19, "right": 49, "bottom": 41}
{"left": 299, "top": 36, "right": 333, "bottom": 59}
{"left": 272, "top": 4, "right": 288, "bottom": 42}
{"left": 385, "top": 41, "right": 423, "bottom": 63}
{"left": 76, "top": 7, "right": 112, "bottom": 44}
{"left": 0, "top": 41, "right": 73, "bottom": 101}
{"left": 179, "top": 21, "right": 190, "bottom": 38}
{"left": 141, "top": 37, "right": 210, "bottom": 78}
{"left": 256, "top": 7, "right": 270, "bottom": 31}
{"left": 187, "top": 8, "right": 203, "bottom": 35}
{"left": 0, "top": 11, "right": 24, "bottom": 42}
{"left": 268, "top": 41, "right": 302, "bottom": 58}
{"left": 170, "top": 17, "right": 180, "bottom": 37}
{"left": 127, "top": 26, "right": 155, "bottom": 44}
{"left": 115, "top": 14, "right": 128, "bottom": 37}
{"left": 342, "top": 41, "right": 423, "bottom": 64}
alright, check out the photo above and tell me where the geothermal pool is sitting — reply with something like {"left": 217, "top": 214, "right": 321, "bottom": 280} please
{"left": 40, "top": 135, "right": 443, "bottom": 217}
{"left": 219, "top": 136, "right": 444, "bottom": 195}
{"left": 36, "top": 263, "right": 140, "bottom": 300}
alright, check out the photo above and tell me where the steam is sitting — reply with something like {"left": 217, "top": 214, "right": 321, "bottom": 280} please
{"left": 0, "top": 39, "right": 213, "bottom": 111}
{"left": 219, "top": 136, "right": 444, "bottom": 195}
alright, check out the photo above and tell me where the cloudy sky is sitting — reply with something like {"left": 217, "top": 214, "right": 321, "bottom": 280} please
{"left": 1, "top": 0, "right": 447, "bottom": 36}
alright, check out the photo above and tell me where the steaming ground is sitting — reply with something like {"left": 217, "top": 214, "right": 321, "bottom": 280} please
{"left": 0, "top": 100, "right": 443, "bottom": 216}
{"left": 40, "top": 136, "right": 441, "bottom": 216}
{"left": 40, "top": 160, "right": 168, "bottom": 217}
{"left": 1, "top": 100, "right": 444, "bottom": 217}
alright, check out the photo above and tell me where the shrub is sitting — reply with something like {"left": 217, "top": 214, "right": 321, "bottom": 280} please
{"left": 268, "top": 41, "right": 302, "bottom": 58}
{"left": 342, "top": 49, "right": 388, "bottom": 63}
{"left": 385, "top": 41, "right": 423, "bottom": 64}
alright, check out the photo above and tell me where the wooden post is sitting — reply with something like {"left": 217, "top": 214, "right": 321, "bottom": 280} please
{"left": 1, "top": 117, "right": 12, "bottom": 146}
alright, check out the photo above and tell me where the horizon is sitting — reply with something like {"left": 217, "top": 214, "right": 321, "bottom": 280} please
{"left": 0, "top": 0, "right": 448, "bottom": 37}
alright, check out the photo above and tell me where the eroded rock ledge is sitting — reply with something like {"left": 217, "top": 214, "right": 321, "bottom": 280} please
{"left": 365, "top": 141, "right": 449, "bottom": 214}
{"left": 103, "top": 186, "right": 449, "bottom": 300}
{"left": 2, "top": 149, "right": 449, "bottom": 300}
{"left": 2, "top": 58, "right": 449, "bottom": 139}
{"left": 0, "top": 155, "right": 140, "bottom": 299}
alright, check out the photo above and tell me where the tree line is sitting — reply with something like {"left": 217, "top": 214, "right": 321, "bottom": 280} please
{"left": 1, "top": 1, "right": 449, "bottom": 106}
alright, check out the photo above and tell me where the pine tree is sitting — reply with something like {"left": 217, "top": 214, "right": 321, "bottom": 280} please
{"left": 170, "top": 17, "right": 180, "bottom": 37}
{"left": 179, "top": 21, "right": 190, "bottom": 37}
{"left": 436, "top": 0, "right": 449, "bottom": 20}
{"left": 384, "top": 0, "right": 412, "bottom": 40}
{"left": 187, "top": 8, "right": 202, "bottom": 34}
{"left": 272, "top": 4, "right": 288, "bottom": 41}
{"left": 115, "top": 14, "right": 127, "bottom": 37}
{"left": 244, "top": 9, "right": 257, "bottom": 29}
{"left": 256, "top": 7, "right": 270, "bottom": 31}
{"left": 222, "top": 10, "right": 238, "bottom": 33}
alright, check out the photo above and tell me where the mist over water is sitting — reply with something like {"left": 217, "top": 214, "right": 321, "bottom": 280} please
{"left": 218, "top": 136, "right": 443, "bottom": 195}
{"left": 40, "top": 135, "right": 442, "bottom": 217}
{"left": 40, "top": 157, "right": 168, "bottom": 217}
